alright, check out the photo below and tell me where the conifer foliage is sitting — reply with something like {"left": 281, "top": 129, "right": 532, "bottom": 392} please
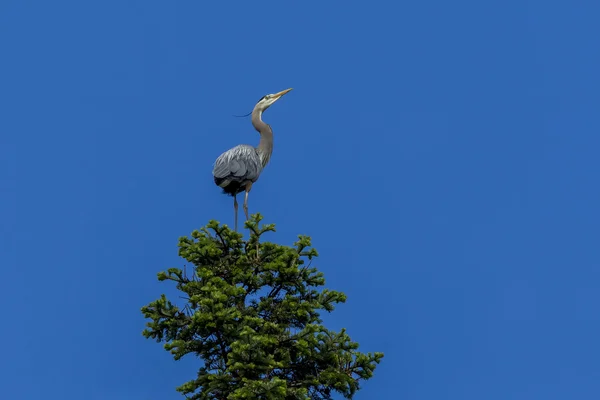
{"left": 142, "top": 214, "right": 383, "bottom": 399}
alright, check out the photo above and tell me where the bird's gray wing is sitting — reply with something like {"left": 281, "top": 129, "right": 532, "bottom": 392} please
{"left": 213, "top": 144, "right": 262, "bottom": 184}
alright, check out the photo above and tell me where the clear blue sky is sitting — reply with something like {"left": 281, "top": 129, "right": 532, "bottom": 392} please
{"left": 2, "top": 1, "right": 599, "bottom": 399}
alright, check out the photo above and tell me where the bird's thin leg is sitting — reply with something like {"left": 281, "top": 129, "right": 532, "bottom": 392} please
{"left": 243, "top": 183, "right": 252, "bottom": 222}
{"left": 233, "top": 195, "right": 238, "bottom": 232}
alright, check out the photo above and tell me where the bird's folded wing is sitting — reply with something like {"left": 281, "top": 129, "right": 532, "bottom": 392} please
{"left": 213, "top": 145, "right": 261, "bottom": 182}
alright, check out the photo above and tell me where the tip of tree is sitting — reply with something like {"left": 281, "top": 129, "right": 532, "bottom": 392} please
{"left": 142, "top": 212, "right": 384, "bottom": 398}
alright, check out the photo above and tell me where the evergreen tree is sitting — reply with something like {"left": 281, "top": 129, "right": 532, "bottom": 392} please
{"left": 141, "top": 214, "right": 383, "bottom": 399}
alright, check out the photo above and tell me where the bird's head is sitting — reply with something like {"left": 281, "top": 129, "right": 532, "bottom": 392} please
{"left": 254, "top": 88, "right": 293, "bottom": 112}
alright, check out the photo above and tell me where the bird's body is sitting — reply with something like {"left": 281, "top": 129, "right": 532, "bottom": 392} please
{"left": 212, "top": 88, "right": 292, "bottom": 231}
{"left": 213, "top": 144, "right": 264, "bottom": 195}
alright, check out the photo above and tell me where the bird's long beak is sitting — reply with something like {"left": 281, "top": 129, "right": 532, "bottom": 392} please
{"left": 273, "top": 88, "right": 293, "bottom": 99}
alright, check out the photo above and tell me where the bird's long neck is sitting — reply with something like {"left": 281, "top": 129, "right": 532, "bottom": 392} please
{"left": 252, "top": 109, "right": 273, "bottom": 167}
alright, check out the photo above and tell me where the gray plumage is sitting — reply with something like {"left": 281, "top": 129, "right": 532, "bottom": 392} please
{"left": 213, "top": 144, "right": 263, "bottom": 195}
{"left": 212, "top": 88, "right": 292, "bottom": 231}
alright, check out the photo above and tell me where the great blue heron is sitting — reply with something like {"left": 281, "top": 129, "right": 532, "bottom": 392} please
{"left": 212, "top": 88, "right": 293, "bottom": 231}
